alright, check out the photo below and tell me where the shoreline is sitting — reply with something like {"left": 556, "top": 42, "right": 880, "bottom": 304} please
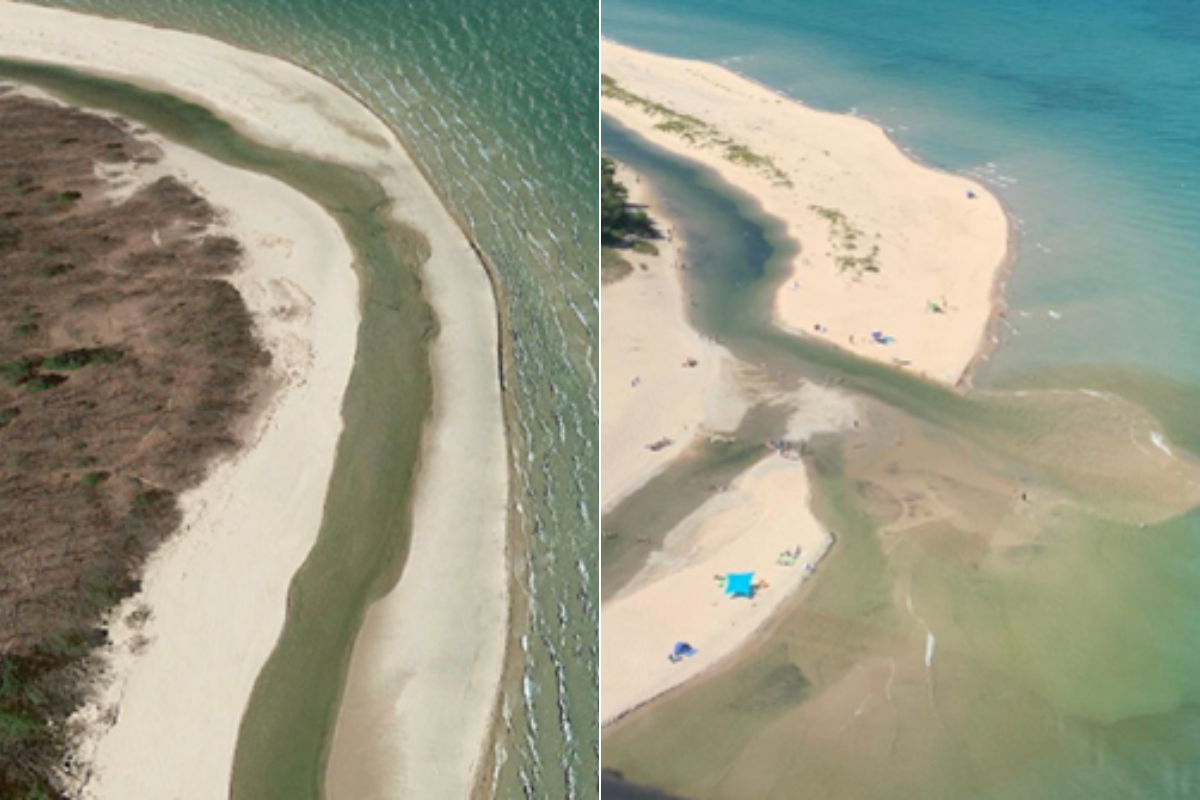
{"left": 0, "top": 4, "right": 510, "bottom": 799}
{"left": 600, "top": 163, "right": 855, "bottom": 727}
{"left": 601, "top": 39, "right": 1011, "bottom": 387}
{"left": 600, "top": 163, "right": 746, "bottom": 512}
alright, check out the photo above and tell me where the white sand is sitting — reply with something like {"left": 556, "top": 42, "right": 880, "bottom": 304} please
{"left": 0, "top": 4, "right": 508, "bottom": 799}
{"left": 602, "top": 40, "right": 1010, "bottom": 385}
{"left": 600, "top": 167, "right": 746, "bottom": 510}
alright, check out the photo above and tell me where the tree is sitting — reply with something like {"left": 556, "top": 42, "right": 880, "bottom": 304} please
{"left": 601, "top": 158, "right": 654, "bottom": 244}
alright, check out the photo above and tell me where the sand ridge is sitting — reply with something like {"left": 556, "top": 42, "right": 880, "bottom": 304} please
{"left": 602, "top": 39, "right": 1010, "bottom": 385}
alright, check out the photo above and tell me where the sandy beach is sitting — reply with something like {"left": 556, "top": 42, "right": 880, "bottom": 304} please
{"left": 602, "top": 39, "right": 1009, "bottom": 385}
{"left": 601, "top": 172, "right": 857, "bottom": 725}
{"left": 0, "top": 3, "right": 508, "bottom": 799}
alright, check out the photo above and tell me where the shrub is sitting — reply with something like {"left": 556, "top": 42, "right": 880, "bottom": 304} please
{"left": 1, "top": 358, "right": 36, "bottom": 387}
{"left": 79, "top": 472, "right": 108, "bottom": 489}
{"left": 24, "top": 375, "right": 63, "bottom": 394}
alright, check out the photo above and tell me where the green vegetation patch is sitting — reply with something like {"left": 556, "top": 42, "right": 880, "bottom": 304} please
{"left": 0, "top": 357, "right": 36, "bottom": 387}
{"left": 601, "top": 248, "right": 634, "bottom": 286}
{"left": 602, "top": 74, "right": 791, "bottom": 186}
{"left": 42, "top": 348, "right": 123, "bottom": 372}
{"left": 810, "top": 204, "right": 882, "bottom": 277}
{"left": 601, "top": 157, "right": 660, "bottom": 287}
{"left": 0, "top": 348, "right": 122, "bottom": 396}
{"left": 23, "top": 375, "right": 63, "bottom": 394}
{"left": 79, "top": 471, "right": 109, "bottom": 489}
{"left": 35, "top": 262, "right": 74, "bottom": 280}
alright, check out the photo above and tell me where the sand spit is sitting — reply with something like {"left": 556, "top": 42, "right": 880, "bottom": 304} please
{"left": 0, "top": 4, "right": 508, "bottom": 799}
{"left": 601, "top": 39, "right": 1009, "bottom": 385}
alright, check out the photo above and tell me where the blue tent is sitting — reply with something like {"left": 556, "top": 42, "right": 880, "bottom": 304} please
{"left": 673, "top": 642, "right": 696, "bottom": 659}
{"left": 725, "top": 572, "right": 755, "bottom": 598}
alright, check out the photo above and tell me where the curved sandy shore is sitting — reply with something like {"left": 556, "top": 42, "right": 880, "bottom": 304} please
{"left": 0, "top": 3, "right": 509, "bottom": 799}
{"left": 602, "top": 39, "right": 1009, "bottom": 385}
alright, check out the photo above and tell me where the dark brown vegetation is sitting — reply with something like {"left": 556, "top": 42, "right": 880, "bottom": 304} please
{"left": 0, "top": 87, "right": 269, "bottom": 798}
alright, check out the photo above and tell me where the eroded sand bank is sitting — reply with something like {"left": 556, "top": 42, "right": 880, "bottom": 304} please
{"left": 600, "top": 166, "right": 745, "bottom": 510}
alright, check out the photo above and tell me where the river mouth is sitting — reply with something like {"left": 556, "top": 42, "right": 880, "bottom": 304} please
{"left": 601, "top": 116, "right": 1200, "bottom": 799}
{"left": 0, "top": 59, "right": 436, "bottom": 800}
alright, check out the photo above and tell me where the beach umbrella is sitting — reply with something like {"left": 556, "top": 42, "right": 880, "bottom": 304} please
{"left": 725, "top": 572, "right": 755, "bottom": 598}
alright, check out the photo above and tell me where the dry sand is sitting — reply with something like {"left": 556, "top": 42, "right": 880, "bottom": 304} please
{"left": 602, "top": 39, "right": 1010, "bottom": 385}
{"left": 601, "top": 173, "right": 856, "bottom": 725}
{"left": 600, "top": 167, "right": 746, "bottom": 510}
{"left": 0, "top": 4, "right": 508, "bottom": 799}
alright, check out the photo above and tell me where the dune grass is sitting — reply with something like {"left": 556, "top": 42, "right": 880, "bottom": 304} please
{"left": 602, "top": 75, "right": 791, "bottom": 187}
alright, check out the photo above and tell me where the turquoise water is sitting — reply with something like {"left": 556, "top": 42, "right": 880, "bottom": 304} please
{"left": 604, "top": 0, "right": 1200, "bottom": 389}
{"left": 20, "top": 0, "right": 597, "bottom": 796}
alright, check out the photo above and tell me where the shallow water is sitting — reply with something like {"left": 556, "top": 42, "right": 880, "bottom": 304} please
{"left": 16, "top": 0, "right": 598, "bottom": 796}
{"left": 601, "top": 116, "right": 1200, "bottom": 799}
